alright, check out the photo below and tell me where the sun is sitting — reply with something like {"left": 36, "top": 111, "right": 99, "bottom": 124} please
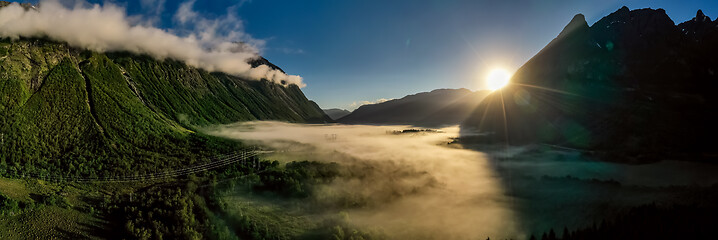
{"left": 486, "top": 68, "right": 512, "bottom": 90}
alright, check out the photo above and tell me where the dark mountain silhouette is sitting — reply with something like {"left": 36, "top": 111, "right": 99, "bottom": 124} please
{"left": 339, "top": 88, "right": 490, "bottom": 127}
{"left": 461, "top": 7, "right": 718, "bottom": 161}
{"left": 323, "top": 108, "right": 351, "bottom": 120}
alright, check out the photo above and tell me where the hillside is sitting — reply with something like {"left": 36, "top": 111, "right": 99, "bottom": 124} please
{"left": 461, "top": 8, "right": 718, "bottom": 161}
{"left": 0, "top": 37, "right": 330, "bottom": 177}
{"left": 339, "top": 88, "right": 490, "bottom": 127}
{"left": 323, "top": 108, "right": 351, "bottom": 120}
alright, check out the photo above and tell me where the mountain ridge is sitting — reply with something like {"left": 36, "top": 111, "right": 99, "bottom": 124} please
{"left": 0, "top": 37, "right": 330, "bottom": 176}
{"left": 339, "top": 88, "right": 489, "bottom": 127}
{"left": 461, "top": 7, "right": 718, "bottom": 161}
{"left": 323, "top": 108, "right": 351, "bottom": 120}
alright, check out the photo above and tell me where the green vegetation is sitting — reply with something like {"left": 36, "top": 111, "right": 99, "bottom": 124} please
{"left": 388, "top": 128, "right": 442, "bottom": 135}
{"left": 251, "top": 160, "right": 341, "bottom": 198}
{"left": 0, "top": 192, "right": 20, "bottom": 216}
{"left": 108, "top": 52, "right": 330, "bottom": 126}
{"left": 214, "top": 194, "right": 319, "bottom": 239}
{"left": 91, "top": 159, "right": 384, "bottom": 240}
{"left": 0, "top": 37, "right": 330, "bottom": 180}
{"left": 0, "top": 37, "right": 337, "bottom": 239}
{"left": 2, "top": 157, "right": 388, "bottom": 239}
{"left": 108, "top": 184, "right": 206, "bottom": 239}
{"left": 1, "top": 182, "right": 77, "bottom": 216}
{"left": 0, "top": 161, "right": 325, "bottom": 239}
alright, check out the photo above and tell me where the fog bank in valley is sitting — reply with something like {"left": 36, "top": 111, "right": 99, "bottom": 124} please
{"left": 205, "top": 121, "right": 718, "bottom": 239}
{"left": 206, "top": 122, "right": 523, "bottom": 239}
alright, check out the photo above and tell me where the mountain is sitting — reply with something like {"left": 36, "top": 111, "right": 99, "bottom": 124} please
{"left": 323, "top": 108, "right": 351, "bottom": 120}
{"left": 461, "top": 8, "right": 718, "bottom": 161}
{"left": 0, "top": 37, "right": 330, "bottom": 176}
{"left": 339, "top": 88, "right": 490, "bottom": 127}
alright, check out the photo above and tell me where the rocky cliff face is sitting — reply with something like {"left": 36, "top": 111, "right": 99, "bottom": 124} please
{"left": 462, "top": 7, "right": 718, "bottom": 161}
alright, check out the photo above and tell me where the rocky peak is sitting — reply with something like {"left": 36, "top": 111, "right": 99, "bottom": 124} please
{"left": 0, "top": 1, "right": 35, "bottom": 10}
{"left": 462, "top": 6, "right": 718, "bottom": 157}
{"left": 678, "top": 9, "right": 718, "bottom": 40}
{"left": 592, "top": 7, "right": 675, "bottom": 31}
{"left": 695, "top": 10, "right": 711, "bottom": 23}
{"left": 249, "top": 57, "right": 285, "bottom": 73}
{"left": 590, "top": 7, "right": 678, "bottom": 50}
{"left": 557, "top": 14, "right": 589, "bottom": 38}
{"left": 616, "top": 6, "right": 631, "bottom": 17}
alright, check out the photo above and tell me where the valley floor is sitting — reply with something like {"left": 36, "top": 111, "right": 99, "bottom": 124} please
{"left": 1, "top": 122, "right": 717, "bottom": 239}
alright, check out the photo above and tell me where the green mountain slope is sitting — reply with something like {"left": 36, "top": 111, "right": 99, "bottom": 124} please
{"left": 0, "top": 38, "right": 330, "bottom": 177}
{"left": 110, "top": 53, "right": 330, "bottom": 125}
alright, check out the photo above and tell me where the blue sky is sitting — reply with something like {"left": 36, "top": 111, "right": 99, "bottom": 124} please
{"left": 15, "top": 0, "right": 718, "bottom": 109}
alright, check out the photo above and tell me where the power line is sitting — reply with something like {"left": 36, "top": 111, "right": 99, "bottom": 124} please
{"left": 5, "top": 150, "right": 274, "bottom": 183}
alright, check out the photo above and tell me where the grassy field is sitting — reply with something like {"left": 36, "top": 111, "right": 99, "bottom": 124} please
{"left": 0, "top": 157, "right": 388, "bottom": 240}
{"left": 0, "top": 205, "right": 105, "bottom": 240}
{"left": 218, "top": 193, "right": 321, "bottom": 239}
{"left": 0, "top": 177, "right": 178, "bottom": 239}
{"left": 0, "top": 178, "right": 102, "bottom": 239}
{"left": 0, "top": 178, "right": 30, "bottom": 200}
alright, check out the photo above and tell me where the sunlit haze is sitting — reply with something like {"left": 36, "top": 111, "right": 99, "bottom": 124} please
{"left": 486, "top": 68, "right": 512, "bottom": 90}
{"left": 1, "top": 0, "right": 717, "bottom": 239}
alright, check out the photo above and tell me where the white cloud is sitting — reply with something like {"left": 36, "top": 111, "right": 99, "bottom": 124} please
{"left": 140, "top": 0, "right": 165, "bottom": 16}
{"left": 349, "top": 98, "right": 392, "bottom": 110}
{"left": 173, "top": 0, "right": 197, "bottom": 25}
{"left": 0, "top": 0, "right": 305, "bottom": 87}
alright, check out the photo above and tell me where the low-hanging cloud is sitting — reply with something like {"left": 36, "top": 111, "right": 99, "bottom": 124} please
{"left": 204, "top": 121, "right": 523, "bottom": 239}
{"left": 0, "top": 0, "right": 305, "bottom": 87}
{"left": 201, "top": 121, "right": 718, "bottom": 238}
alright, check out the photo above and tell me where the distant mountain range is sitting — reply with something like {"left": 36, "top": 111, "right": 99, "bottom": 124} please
{"left": 338, "top": 88, "right": 490, "bottom": 127}
{"left": 323, "top": 108, "right": 351, "bottom": 120}
{"left": 462, "top": 7, "right": 718, "bottom": 161}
